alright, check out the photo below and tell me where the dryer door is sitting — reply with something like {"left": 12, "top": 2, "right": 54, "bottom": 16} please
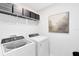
{"left": 37, "top": 39, "right": 50, "bottom": 56}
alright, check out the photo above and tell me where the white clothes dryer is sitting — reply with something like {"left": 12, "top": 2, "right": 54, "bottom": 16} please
{"left": 28, "top": 34, "right": 50, "bottom": 56}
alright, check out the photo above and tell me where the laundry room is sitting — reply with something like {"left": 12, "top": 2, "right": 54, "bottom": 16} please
{"left": 0, "top": 0, "right": 79, "bottom": 57}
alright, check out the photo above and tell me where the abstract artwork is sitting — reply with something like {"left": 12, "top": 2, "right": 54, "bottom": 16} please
{"left": 48, "top": 12, "right": 69, "bottom": 33}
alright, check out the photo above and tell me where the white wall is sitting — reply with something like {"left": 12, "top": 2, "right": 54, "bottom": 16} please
{"left": 0, "top": 13, "right": 38, "bottom": 55}
{"left": 39, "top": 3, "right": 79, "bottom": 56}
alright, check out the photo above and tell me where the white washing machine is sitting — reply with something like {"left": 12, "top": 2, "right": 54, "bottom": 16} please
{"left": 28, "top": 34, "right": 50, "bottom": 56}
{"left": 1, "top": 36, "right": 36, "bottom": 56}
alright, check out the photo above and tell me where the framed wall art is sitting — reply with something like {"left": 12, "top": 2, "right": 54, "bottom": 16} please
{"left": 48, "top": 12, "right": 69, "bottom": 33}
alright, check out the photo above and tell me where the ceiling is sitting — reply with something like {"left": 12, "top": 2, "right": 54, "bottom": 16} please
{"left": 19, "top": 3, "right": 53, "bottom": 12}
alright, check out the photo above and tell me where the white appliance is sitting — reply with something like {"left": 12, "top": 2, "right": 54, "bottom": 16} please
{"left": 28, "top": 34, "right": 50, "bottom": 56}
{"left": 1, "top": 36, "right": 36, "bottom": 56}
